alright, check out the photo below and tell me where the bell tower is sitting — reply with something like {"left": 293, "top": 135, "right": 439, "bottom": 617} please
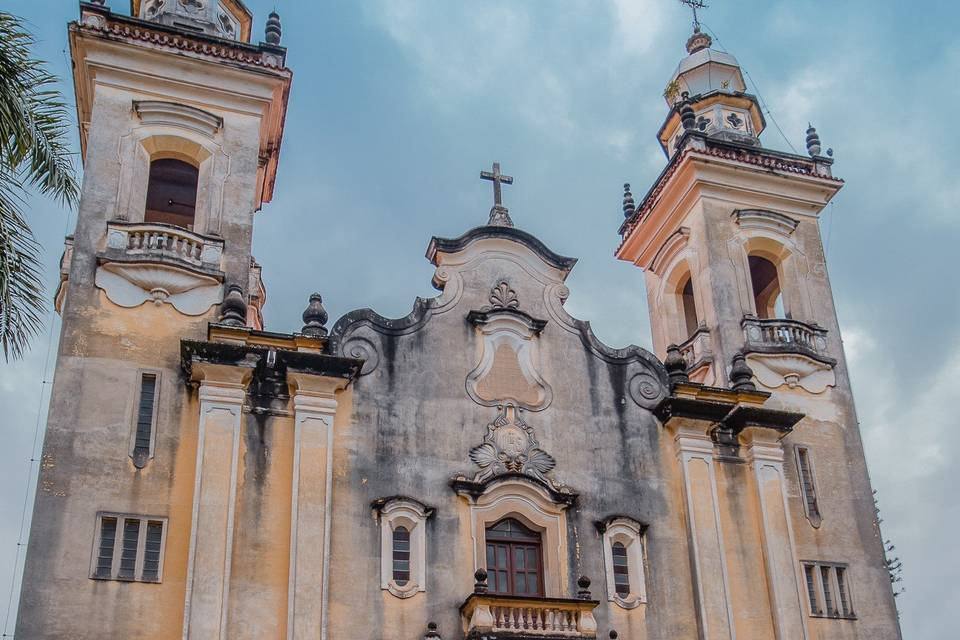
{"left": 17, "top": 1, "right": 290, "bottom": 637}
{"left": 617, "top": 23, "right": 902, "bottom": 640}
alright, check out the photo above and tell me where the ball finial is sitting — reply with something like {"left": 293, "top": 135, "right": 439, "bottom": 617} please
{"left": 265, "top": 10, "right": 282, "bottom": 45}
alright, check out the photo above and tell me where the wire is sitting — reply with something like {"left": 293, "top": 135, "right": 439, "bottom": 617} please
{"left": 1, "top": 45, "right": 76, "bottom": 627}
{"left": 701, "top": 24, "right": 801, "bottom": 154}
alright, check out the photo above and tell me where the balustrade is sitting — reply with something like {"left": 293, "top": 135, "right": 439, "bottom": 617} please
{"left": 741, "top": 316, "right": 829, "bottom": 360}
{"left": 461, "top": 593, "right": 598, "bottom": 638}
{"left": 105, "top": 221, "right": 223, "bottom": 270}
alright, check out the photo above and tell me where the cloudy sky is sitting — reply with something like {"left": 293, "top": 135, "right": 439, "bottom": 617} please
{"left": 1, "top": 0, "right": 957, "bottom": 635}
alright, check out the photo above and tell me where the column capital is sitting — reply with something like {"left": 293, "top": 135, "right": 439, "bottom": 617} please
{"left": 740, "top": 426, "right": 786, "bottom": 465}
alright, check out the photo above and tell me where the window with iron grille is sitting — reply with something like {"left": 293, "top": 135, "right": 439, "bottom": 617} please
{"left": 795, "top": 446, "right": 821, "bottom": 527}
{"left": 392, "top": 526, "right": 411, "bottom": 586}
{"left": 611, "top": 542, "right": 631, "bottom": 597}
{"left": 802, "top": 561, "right": 855, "bottom": 619}
{"left": 91, "top": 513, "right": 167, "bottom": 583}
{"left": 130, "top": 371, "right": 160, "bottom": 468}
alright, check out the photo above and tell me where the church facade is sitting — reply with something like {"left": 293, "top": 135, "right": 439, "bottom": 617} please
{"left": 16, "top": 2, "right": 902, "bottom": 640}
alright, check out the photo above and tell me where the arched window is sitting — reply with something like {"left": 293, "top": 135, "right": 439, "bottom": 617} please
{"left": 144, "top": 158, "right": 199, "bottom": 228}
{"left": 611, "top": 542, "right": 630, "bottom": 597}
{"left": 392, "top": 526, "right": 411, "bottom": 586}
{"left": 485, "top": 518, "right": 543, "bottom": 597}
{"left": 679, "top": 274, "right": 699, "bottom": 338}
{"left": 748, "top": 255, "right": 784, "bottom": 319}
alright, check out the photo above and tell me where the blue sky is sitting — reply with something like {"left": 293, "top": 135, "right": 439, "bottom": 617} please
{"left": 1, "top": 0, "right": 958, "bottom": 635}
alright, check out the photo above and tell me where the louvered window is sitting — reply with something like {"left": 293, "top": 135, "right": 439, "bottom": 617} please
{"left": 131, "top": 372, "right": 159, "bottom": 468}
{"left": 91, "top": 513, "right": 167, "bottom": 583}
{"left": 611, "top": 542, "right": 630, "bottom": 597}
{"left": 392, "top": 526, "right": 411, "bottom": 586}
{"left": 802, "top": 561, "right": 855, "bottom": 619}
{"left": 795, "top": 446, "right": 821, "bottom": 526}
{"left": 94, "top": 517, "right": 117, "bottom": 579}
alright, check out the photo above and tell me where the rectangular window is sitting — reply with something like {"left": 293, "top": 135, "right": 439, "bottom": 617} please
{"left": 802, "top": 561, "right": 855, "bottom": 619}
{"left": 795, "top": 446, "right": 821, "bottom": 526}
{"left": 131, "top": 372, "right": 159, "bottom": 467}
{"left": 91, "top": 513, "right": 167, "bottom": 583}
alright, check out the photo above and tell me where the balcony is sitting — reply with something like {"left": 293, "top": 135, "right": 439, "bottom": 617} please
{"left": 460, "top": 571, "right": 599, "bottom": 640}
{"left": 677, "top": 325, "right": 714, "bottom": 385}
{"left": 104, "top": 221, "right": 223, "bottom": 271}
{"left": 741, "top": 316, "right": 837, "bottom": 393}
{"left": 461, "top": 593, "right": 599, "bottom": 639}
{"left": 94, "top": 221, "right": 225, "bottom": 316}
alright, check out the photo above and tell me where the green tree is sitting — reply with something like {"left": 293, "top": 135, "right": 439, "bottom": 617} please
{"left": 0, "top": 11, "right": 78, "bottom": 361}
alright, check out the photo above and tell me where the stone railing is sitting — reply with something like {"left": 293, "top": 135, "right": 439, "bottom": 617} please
{"left": 741, "top": 316, "right": 833, "bottom": 363}
{"left": 461, "top": 594, "right": 598, "bottom": 638}
{"left": 678, "top": 325, "right": 712, "bottom": 370}
{"left": 105, "top": 221, "right": 223, "bottom": 271}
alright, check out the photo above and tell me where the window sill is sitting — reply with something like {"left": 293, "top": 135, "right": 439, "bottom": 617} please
{"left": 809, "top": 612, "right": 857, "bottom": 621}
{"left": 611, "top": 594, "right": 646, "bottom": 610}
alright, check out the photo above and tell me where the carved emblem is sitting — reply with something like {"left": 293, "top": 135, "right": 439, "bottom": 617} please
{"left": 178, "top": 0, "right": 205, "bottom": 14}
{"left": 469, "top": 405, "right": 557, "bottom": 485}
{"left": 217, "top": 11, "right": 237, "bottom": 38}
{"left": 725, "top": 112, "right": 744, "bottom": 129}
{"left": 488, "top": 281, "right": 519, "bottom": 310}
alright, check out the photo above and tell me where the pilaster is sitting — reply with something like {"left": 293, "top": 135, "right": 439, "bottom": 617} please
{"left": 741, "top": 427, "right": 809, "bottom": 640}
{"left": 183, "top": 362, "right": 253, "bottom": 640}
{"left": 670, "top": 420, "right": 736, "bottom": 640}
{"left": 286, "top": 372, "right": 349, "bottom": 640}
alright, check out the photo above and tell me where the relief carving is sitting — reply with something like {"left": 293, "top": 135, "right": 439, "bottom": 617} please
{"left": 466, "top": 281, "right": 552, "bottom": 411}
{"left": 468, "top": 405, "right": 559, "bottom": 489}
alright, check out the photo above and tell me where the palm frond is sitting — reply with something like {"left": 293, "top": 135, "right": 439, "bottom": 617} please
{"left": 0, "top": 11, "right": 79, "bottom": 361}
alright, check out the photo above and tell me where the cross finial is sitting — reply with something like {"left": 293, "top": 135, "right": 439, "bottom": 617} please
{"left": 480, "top": 162, "right": 515, "bottom": 227}
{"left": 678, "top": 0, "right": 709, "bottom": 31}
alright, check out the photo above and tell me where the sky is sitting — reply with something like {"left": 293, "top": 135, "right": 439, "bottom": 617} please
{"left": 0, "top": 0, "right": 957, "bottom": 635}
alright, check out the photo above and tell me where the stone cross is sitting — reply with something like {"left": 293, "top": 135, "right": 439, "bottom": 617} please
{"left": 480, "top": 162, "right": 513, "bottom": 208}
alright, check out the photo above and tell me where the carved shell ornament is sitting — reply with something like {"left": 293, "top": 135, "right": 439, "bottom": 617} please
{"left": 469, "top": 405, "right": 557, "bottom": 487}
{"left": 488, "top": 281, "right": 519, "bottom": 310}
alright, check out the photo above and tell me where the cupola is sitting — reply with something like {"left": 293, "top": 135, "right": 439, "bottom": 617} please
{"left": 131, "top": 0, "right": 253, "bottom": 42}
{"left": 658, "top": 28, "right": 766, "bottom": 156}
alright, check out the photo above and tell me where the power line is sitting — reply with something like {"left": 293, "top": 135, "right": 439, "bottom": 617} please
{"left": 701, "top": 23, "right": 800, "bottom": 154}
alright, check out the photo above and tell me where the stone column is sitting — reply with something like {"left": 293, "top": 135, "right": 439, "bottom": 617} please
{"left": 741, "top": 428, "right": 809, "bottom": 640}
{"left": 183, "top": 363, "right": 253, "bottom": 640}
{"left": 286, "top": 373, "right": 348, "bottom": 640}
{"left": 671, "top": 422, "right": 736, "bottom": 640}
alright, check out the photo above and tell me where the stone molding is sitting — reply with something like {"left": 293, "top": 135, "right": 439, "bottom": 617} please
{"left": 746, "top": 352, "right": 836, "bottom": 394}
{"left": 454, "top": 476, "right": 571, "bottom": 598}
{"left": 598, "top": 516, "right": 648, "bottom": 609}
{"left": 374, "top": 497, "right": 433, "bottom": 599}
{"left": 95, "top": 261, "right": 223, "bottom": 315}
{"left": 733, "top": 208, "right": 799, "bottom": 238}
{"left": 133, "top": 100, "right": 223, "bottom": 138}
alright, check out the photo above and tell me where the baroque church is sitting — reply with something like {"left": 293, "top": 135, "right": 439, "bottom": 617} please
{"left": 16, "top": 2, "right": 903, "bottom": 639}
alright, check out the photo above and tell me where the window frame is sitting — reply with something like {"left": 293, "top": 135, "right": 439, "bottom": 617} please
{"left": 376, "top": 497, "right": 432, "bottom": 599}
{"left": 600, "top": 517, "right": 648, "bottom": 609}
{"left": 484, "top": 518, "right": 544, "bottom": 597}
{"left": 801, "top": 561, "right": 855, "bottom": 620}
{"left": 794, "top": 445, "right": 822, "bottom": 528}
{"left": 129, "top": 369, "right": 162, "bottom": 468}
{"left": 89, "top": 512, "right": 168, "bottom": 583}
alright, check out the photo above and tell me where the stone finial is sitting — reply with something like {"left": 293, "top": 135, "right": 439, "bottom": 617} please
{"left": 488, "top": 205, "right": 515, "bottom": 228}
{"left": 665, "top": 344, "right": 690, "bottom": 385}
{"left": 730, "top": 351, "right": 757, "bottom": 391}
{"left": 219, "top": 284, "right": 247, "bottom": 326}
{"left": 473, "top": 568, "right": 489, "bottom": 594}
{"left": 805, "top": 123, "right": 822, "bottom": 157}
{"left": 265, "top": 10, "right": 282, "bottom": 45}
{"left": 680, "top": 92, "right": 696, "bottom": 131}
{"left": 424, "top": 622, "right": 441, "bottom": 640}
{"left": 685, "top": 27, "right": 712, "bottom": 54}
{"left": 301, "top": 293, "right": 329, "bottom": 337}
{"left": 577, "top": 575, "right": 592, "bottom": 600}
{"left": 622, "top": 183, "right": 635, "bottom": 219}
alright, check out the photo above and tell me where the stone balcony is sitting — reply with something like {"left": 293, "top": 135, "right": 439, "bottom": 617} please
{"left": 461, "top": 593, "right": 599, "bottom": 639}
{"left": 677, "top": 325, "right": 714, "bottom": 385}
{"left": 741, "top": 316, "right": 837, "bottom": 393}
{"left": 94, "top": 221, "right": 226, "bottom": 316}
{"left": 104, "top": 221, "right": 224, "bottom": 271}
